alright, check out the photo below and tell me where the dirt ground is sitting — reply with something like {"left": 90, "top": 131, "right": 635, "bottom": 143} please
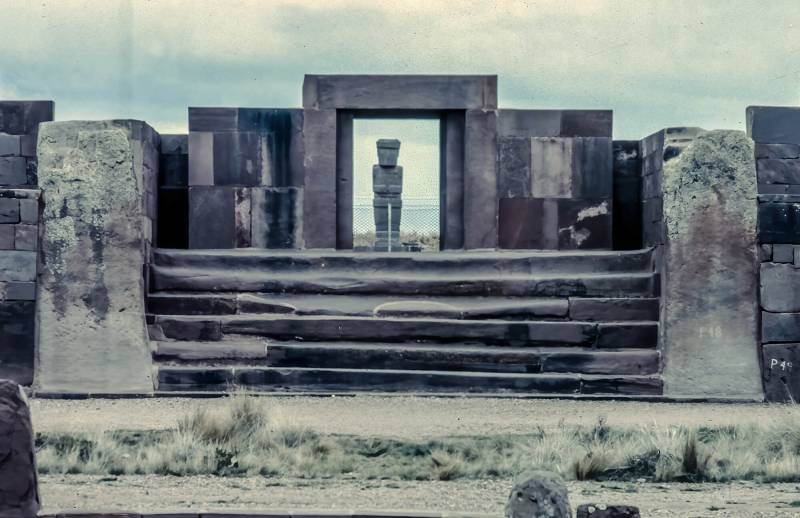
{"left": 31, "top": 396, "right": 800, "bottom": 517}
{"left": 30, "top": 395, "right": 800, "bottom": 437}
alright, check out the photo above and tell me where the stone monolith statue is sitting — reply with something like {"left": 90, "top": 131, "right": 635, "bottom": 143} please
{"left": 373, "top": 139, "right": 402, "bottom": 251}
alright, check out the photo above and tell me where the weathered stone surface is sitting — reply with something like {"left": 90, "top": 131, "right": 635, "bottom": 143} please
{"left": 756, "top": 143, "right": 800, "bottom": 159}
{"left": 213, "top": 131, "right": 273, "bottom": 186}
{"left": 504, "top": 470, "right": 571, "bottom": 518}
{"left": 759, "top": 243, "right": 773, "bottom": 262}
{"left": 498, "top": 198, "right": 552, "bottom": 249}
{"left": 573, "top": 138, "right": 612, "bottom": 199}
{"left": 561, "top": 110, "right": 613, "bottom": 138}
{"left": 464, "top": 109, "right": 498, "bottom": 249}
{"left": 498, "top": 109, "right": 562, "bottom": 137}
{"left": 531, "top": 138, "right": 573, "bottom": 198}
{"left": 557, "top": 199, "right": 612, "bottom": 250}
{"left": 188, "top": 131, "right": 214, "bottom": 186}
{"left": 18, "top": 198, "right": 37, "bottom": 224}
{"left": 188, "top": 107, "right": 238, "bottom": 132}
{"left": 0, "top": 225, "right": 13, "bottom": 249}
{"left": 772, "top": 244, "right": 795, "bottom": 263}
{"left": 302, "top": 109, "right": 336, "bottom": 248}
{"left": 0, "top": 133, "right": 20, "bottom": 156}
{"left": 0, "top": 198, "right": 19, "bottom": 223}
{"left": 747, "top": 106, "right": 800, "bottom": 145}
{"left": 498, "top": 137, "right": 532, "bottom": 198}
{"left": 188, "top": 186, "right": 235, "bottom": 249}
{"left": 0, "top": 251, "right": 36, "bottom": 281}
{"left": 0, "top": 301, "right": 35, "bottom": 384}
{"left": 0, "top": 101, "right": 54, "bottom": 135}
{"left": 759, "top": 202, "right": 800, "bottom": 244}
{"left": 5, "top": 282, "right": 35, "bottom": 301}
{"left": 762, "top": 342, "right": 800, "bottom": 402}
{"left": 13, "top": 224, "right": 36, "bottom": 251}
{"left": 251, "top": 187, "right": 300, "bottom": 248}
{"left": 576, "top": 504, "right": 640, "bottom": 518}
{"left": 160, "top": 134, "right": 189, "bottom": 154}
{"left": 760, "top": 263, "right": 800, "bottom": 312}
{"left": 36, "top": 120, "right": 154, "bottom": 393}
{"left": 763, "top": 312, "right": 800, "bottom": 343}
{"left": 0, "top": 380, "right": 39, "bottom": 517}
{"left": 303, "top": 74, "right": 497, "bottom": 110}
{"left": 0, "top": 157, "right": 27, "bottom": 186}
{"left": 757, "top": 158, "right": 800, "bottom": 184}
{"left": 662, "top": 131, "right": 762, "bottom": 399}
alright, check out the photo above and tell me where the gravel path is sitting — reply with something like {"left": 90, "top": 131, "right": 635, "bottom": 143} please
{"left": 39, "top": 475, "right": 800, "bottom": 517}
{"left": 31, "top": 395, "right": 800, "bottom": 437}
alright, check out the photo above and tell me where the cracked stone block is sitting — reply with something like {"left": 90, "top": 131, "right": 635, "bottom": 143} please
{"left": 762, "top": 343, "right": 800, "bottom": 402}
{"left": 0, "top": 379, "right": 38, "bottom": 516}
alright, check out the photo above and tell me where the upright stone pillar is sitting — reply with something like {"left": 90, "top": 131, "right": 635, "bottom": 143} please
{"left": 662, "top": 130, "right": 763, "bottom": 399}
{"left": 372, "top": 139, "right": 403, "bottom": 251}
{"left": 35, "top": 121, "right": 154, "bottom": 393}
{"left": 0, "top": 380, "right": 39, "bottom": 518}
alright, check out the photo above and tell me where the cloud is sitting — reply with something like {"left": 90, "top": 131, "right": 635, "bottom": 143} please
{"left": 0, "top": 0, "right": 797, "bottom": 137}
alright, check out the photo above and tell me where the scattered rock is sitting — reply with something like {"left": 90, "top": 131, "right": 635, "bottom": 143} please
{"left": 505, "top": 470, "right": 571, "bottom": 518}
{"left": 576, "top": 504, "right": 640, "bottom": 518}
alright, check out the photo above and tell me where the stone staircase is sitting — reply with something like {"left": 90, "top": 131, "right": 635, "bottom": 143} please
{"left": 147, "top": 248, "right": 662, "bottom": 395}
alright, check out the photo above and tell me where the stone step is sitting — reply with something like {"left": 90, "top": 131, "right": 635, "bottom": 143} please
{"left": 153, "top": 248, "right": 655, "bottom": 275}
{"left": 146, "top": 293, "right": 659, "bottom": 321}
{"left": 151, "top": 268, "right": 656, "bottom": 297}
{"left": 150, "top": 315, "right": 658, "bottom": 348}
{"left": 152, "top": 340, "right": 660, "bottom": 375}
{"left": 156, "top": 365, "right": 663, "bottom": 395}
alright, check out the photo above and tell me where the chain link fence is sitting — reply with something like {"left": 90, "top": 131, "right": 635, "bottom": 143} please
{"left": 353, "top": 195, "right": 440, "bottom": 251}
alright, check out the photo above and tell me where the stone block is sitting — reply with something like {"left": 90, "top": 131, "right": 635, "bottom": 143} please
{"left": 0, "top": 250, "right": 35, "bottom": 281}
{"left": 0, "top": 157, "right": 27, "bottom": 185}
{"left": 758, "top": 202, "right": 800, "bottom": 244}
{"left": 237, "top": 108, "right": 305, "bottom": 187}
{"left": 0, "top": 379, "right": 39, "bottom": 516}
{"left": 213, "top": 131, "right": 274, "bottom": 186}
{"left": 531, "top": 138, "right": 573, "bottom": 198}
{"left": 13, "top": 224, "right": 36, "bottom": 250}
{"left": 251, "top": 188, "right": 300, "bottom": 248}
{"left": 497, "top": 137, "right": 531, "bottom": 198}
{"left": 498, "top": 197, "right": 557, "bottom": 249}
{"left": 573, "top": 137, "right": 612, "bottom": 199}
{"left": 760, "top": 243, "right": 773, "bottom": 262}
{"left": 497, "top": 109, "right": 562, "bottom": 137}
{"left": 747, "top": 106, "right": 800, "bottom": 144}
{"left": 159, "top": 153, "right": 188, "bottom": 187}
{"left": 19, "top": 135, "right": 36, "bottom": 157}
{"left": 756, "top": 143, "right": 800, "bottom": 159}
{"left": 5, "top": 282, "right": 35, "bottom": 301}
{"left": 760, "top": 263, "right": 800, "bottom": 312}
{"left": 463, "top": 109, "right": 498, "bottom": 249}
{"left": 557, "top": 199, "right": 612, "bottom": 250}
{"left": 0, "top": 301, "right": 35, "bottom": 384}
{"left": 234, "top": 187, "right": 252, "bottom": 248}
{"left": 160, "top": 134, "right": 189, "bottom": 154}
{"left": 0, "top": 133, "right": 20, "bottom": 156}
{"left": 641, "top": 171, "right": 663, "bottom": 199}
{"left": 763, "top": 311, "right": 800, "bottom": 343}
{"left": 36, "top": 120, "right": 154, "bottom": 393}
{"left": 188, "top": 107, "right": 238, "bottom": 132}
{"left": 662, "top": 131, "right": 762, "bottom": 399}
{"left": 18, "top": 198, "right": 37, "bottom": 224}
{"left": 188, "top": 131, "right": 214, "bottom": 186}
{"left": 757, "top": 158, "right": 800, "bottom": 184}
{"left": 188, "top": 186, "right": 236, "bottom": 249}
{"left": 560, "top": 110, "right": 613, "bottom": 138}
{"left": 301, "top": 109, "right": 336, "bottom": 248}
{"left": 0, "top": 101, "right": 54, "bottom": 135}
{"left": 762, "top": 343, "right": 800, "bottom": 402}
{"left": 0, "top": 225, "right": 13, "bottom": 249}
{"left": 772, "top": 244, "right": 795, "bottom": 263}
{"left": 303, "top": 74, "right": 497, "bottom": 110}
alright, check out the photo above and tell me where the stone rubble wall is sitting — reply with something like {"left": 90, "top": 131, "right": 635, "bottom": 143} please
{"left": 0, "top": 101, "right": 54, "bottom": 385}
{"left": 186, "top": 108, "right": 304, "bottom": 249}
{"left": 496, "top": 109, "right": 614, "bottom": 249}
{"left": 747, "top": 106, "right": 800, "bottom": 402}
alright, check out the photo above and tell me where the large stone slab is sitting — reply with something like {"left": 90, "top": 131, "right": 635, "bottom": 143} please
{"left": 463, "top": 109, "right": 498, "bottom": 249}
{"left": 0, "top": 100, "right": 54, "bottom": 135}
{"left": 188, "top": 186, "right": 236, "bottom": 249}
{"left": 303, "top": 75, "right": 497, "bottom": 110}
{"left": 762, "top": 312, "right": 800, "bottom": 343}
{"left": 497, "top": 109, "right": 612, "bottom": 138}
{"left": 661, "top": 130, "right": 762, "bottom": 399}
{"left": 35, "top": 120, "right": 154, "bottom": 393}
{"left": 302, "top": 109, "right": 336, "bottom": 248}
{"left": 0, "top": 380, "right": 39, "bottom": 518}
{"left": 757, "top": 158, "right": 800, "bottom": 184}
{"left": 760, "top": 263, "right": 800, "bottom": 312}
{"left": 747, "top": 106, "right": 800, "bottom": 145}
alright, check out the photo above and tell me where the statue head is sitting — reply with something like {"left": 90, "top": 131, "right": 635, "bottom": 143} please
{"left": 376, "top": 139, "right": 401, "bottom": 167}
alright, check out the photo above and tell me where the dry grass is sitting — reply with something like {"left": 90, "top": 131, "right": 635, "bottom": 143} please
{"left": 353, "top": 231, "right": 440, "bottom": 251}
{"left": 34, "top": 393, "right": 800, "bottom": 482}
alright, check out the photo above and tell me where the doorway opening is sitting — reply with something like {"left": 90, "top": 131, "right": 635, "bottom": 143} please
{"left": 352, "top": 118, "right": 441, "bottom": 252}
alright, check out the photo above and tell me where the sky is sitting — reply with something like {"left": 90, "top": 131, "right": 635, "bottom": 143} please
{"left": 1, "top": 0, "right": 799, "bottom": 140}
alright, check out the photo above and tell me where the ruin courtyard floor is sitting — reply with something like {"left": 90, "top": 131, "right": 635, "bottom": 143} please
{"left": 31, "top": 396, "right": 800, "bottom": 517}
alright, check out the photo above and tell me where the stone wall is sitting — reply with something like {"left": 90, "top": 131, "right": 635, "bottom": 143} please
{"left": 748, "top": 106, "right": 800, "bottom": 402}
{"left": 157, "top": 134, "right": 189, "bottom": 248}
{"left": 0, "top": 101, "right": 53, "bottom": 385}
{"left": 496, "top": 109, "right": 614, "bottom": 249}
{"left": 187, "top": 108, "right": 304, "bottom": 249}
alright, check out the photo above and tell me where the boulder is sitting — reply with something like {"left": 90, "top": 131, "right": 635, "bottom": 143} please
{"left": 505, "top": 470, "right": 571, "bottom": 518}
{"left": 576, "top": 504, "right": 640, "bottom": 518}
{"left": 0, "top": 379, "right": 39, "bottom": 518}
{"left": 661, "top": 130, "right": 763, "bottom": 399}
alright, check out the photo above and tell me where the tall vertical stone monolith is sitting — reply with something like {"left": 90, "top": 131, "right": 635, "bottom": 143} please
{"left": 0, "top": 380, "right": 39, "bottom": 518}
